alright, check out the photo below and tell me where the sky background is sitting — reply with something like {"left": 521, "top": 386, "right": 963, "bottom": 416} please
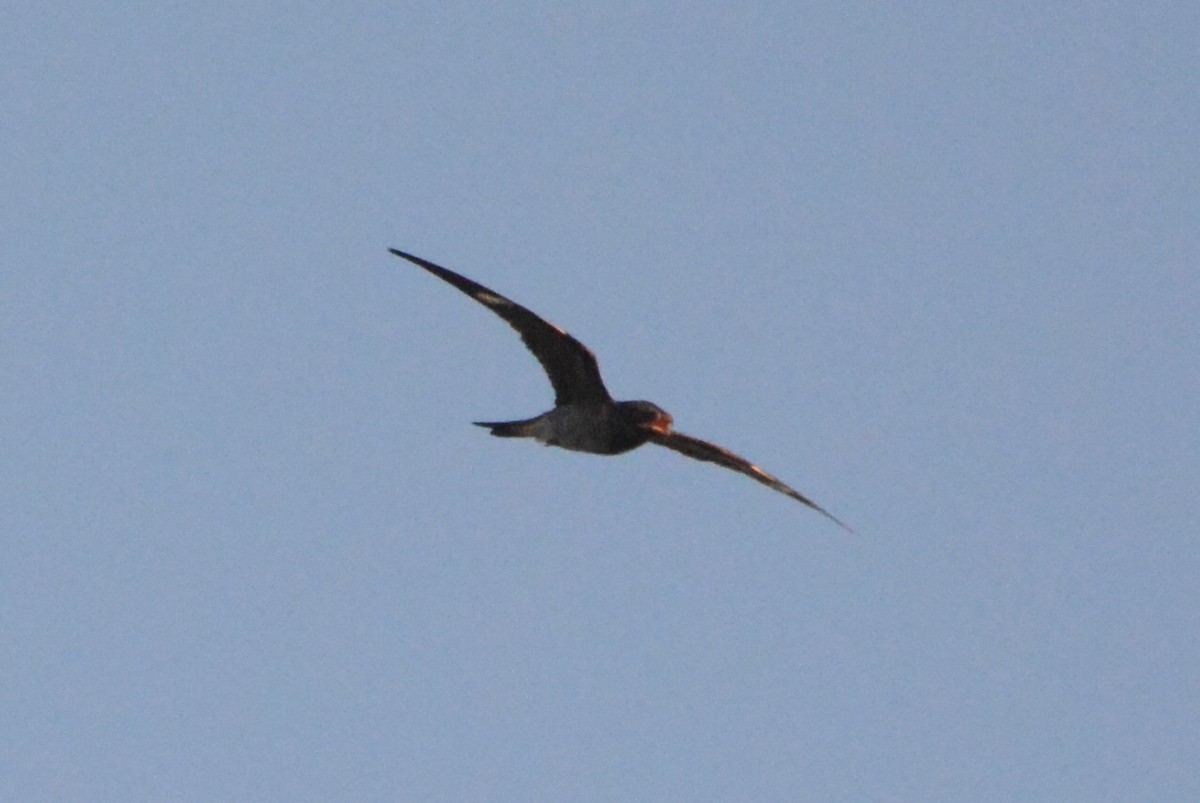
{"left": 3, "top": 3, "right": 1198, "bottom": 800}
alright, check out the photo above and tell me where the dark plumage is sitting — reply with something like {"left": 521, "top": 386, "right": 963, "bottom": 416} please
{"left": 390, "top": 247, "right": 852, "bottom": 531}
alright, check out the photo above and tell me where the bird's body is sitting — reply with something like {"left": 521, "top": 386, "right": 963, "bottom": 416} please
{"left": 390, "top": 247, "right": 851, "bottom": 532}
{"left": 475, "top": 400, "right": 670, "bottom": 455}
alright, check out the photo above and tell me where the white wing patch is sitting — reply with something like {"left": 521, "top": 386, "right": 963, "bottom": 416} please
{"left": 474, "top": 291, "right": 509, "bottom": 307}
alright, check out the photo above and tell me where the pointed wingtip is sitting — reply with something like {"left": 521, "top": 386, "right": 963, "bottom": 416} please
{"left": 804, "top": 498, "right": 856, "bottom": 535}
{"left": 772, "top": 493, "right": 858, "bottom": 535}
{"left": 803, "top": 499, "right": 856, "bottom": 535}
{"left": 831, "top": 516, "right": 858, "bottom": 536}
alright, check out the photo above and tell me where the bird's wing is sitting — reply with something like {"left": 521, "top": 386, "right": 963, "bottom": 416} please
{"left": 390, "top": 249, "right": 611, "bottom": 405}
{"left": 649, "top": 430, "right": 853, "bottom": 532}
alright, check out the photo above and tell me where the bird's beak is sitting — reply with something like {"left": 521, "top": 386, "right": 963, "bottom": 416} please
{"left": 646, "top": 417, "right": 673, "bottom": 436}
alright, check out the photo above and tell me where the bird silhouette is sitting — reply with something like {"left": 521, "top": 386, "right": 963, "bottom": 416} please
{"left": 391, "top": 248, "right": 852, "bottom": 532}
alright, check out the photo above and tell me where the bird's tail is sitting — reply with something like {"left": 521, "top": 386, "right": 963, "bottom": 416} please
{"left": 472, "top": 418, "right": 537, "bottom": 438}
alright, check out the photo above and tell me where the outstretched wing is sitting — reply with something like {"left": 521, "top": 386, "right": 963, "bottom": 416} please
{"left": 649, "top": 430, "right": 853, "bottom": 532}
{"left": 390, "top": 248, "right": 611, "bottom": 405}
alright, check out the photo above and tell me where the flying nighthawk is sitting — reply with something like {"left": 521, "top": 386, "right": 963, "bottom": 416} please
{"left": 390, "top": 248, "right": 851, "bottom": 531}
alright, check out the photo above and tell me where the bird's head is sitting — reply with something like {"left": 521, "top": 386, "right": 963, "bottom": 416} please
{"left": 619, "top": 400, "right": 674, "bottom": 436}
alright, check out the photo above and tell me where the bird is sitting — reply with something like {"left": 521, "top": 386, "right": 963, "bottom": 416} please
{"left": 390, "top": 247, "right": 852, "bottom": 532}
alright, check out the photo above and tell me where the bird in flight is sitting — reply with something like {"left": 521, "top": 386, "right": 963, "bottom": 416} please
{"left": 390, "top": 248, "right": 852, "bottom": 531}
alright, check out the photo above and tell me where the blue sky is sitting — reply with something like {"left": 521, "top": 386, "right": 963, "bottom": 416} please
{"left": 4, "top": 3, "right": 1197, "bottom": 800}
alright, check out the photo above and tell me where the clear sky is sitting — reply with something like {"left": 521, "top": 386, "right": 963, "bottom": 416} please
{"left": 4, "top": 3, "right": 1197, "bottom": 800}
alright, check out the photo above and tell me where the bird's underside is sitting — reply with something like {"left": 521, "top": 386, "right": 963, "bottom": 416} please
{"left": 390, "top": 247, "right": 852, "bottom": 532}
